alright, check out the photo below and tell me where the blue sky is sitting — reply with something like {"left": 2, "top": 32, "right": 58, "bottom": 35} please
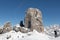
{"left": 0, "top": 0, "right": 60, "bottom": 26}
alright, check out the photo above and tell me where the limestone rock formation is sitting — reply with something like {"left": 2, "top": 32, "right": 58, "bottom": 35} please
{"left": 25, "top": 8, "right": 44, "bottom": 32}
{"left": 3, "top": 21, "right": 12, "bottom": 33}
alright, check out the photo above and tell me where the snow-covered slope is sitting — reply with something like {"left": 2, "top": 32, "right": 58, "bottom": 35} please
{"left": 0, "top": 30, "right": 49, "bottom": 40}
{"left": 0, "top": 30, "right": 60, "bottom": 40}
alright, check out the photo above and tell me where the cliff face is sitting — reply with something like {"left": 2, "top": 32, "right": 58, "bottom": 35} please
{"left": 25, "top": 8, "right": 44, "bottom": 32}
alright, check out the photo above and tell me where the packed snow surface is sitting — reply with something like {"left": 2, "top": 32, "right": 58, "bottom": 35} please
{"left": 0, "top": 30, "right": 60, "bottom": 40}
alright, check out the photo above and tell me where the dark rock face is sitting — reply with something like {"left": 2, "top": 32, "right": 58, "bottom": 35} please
{"left": 0, "top": 28, "right": 3, "bottom": 34}
{"left": 3, "top": 22, "right": 12, "bottom": 33}
{"left": 25, "top": 8, "right": 44, "bottom": 32}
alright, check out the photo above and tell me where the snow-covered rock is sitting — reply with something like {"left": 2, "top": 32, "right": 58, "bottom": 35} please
{"left": 13, "top": 26, "right": 20, "bottom": 32}
{"left": 45, "top": 24, "right": 60, "bottom": 38}
{"left": 15, "top": 24, "right": 20, "bottom": 27}
{"left": 3, "top": 21, "right": 12, "bottom": 33}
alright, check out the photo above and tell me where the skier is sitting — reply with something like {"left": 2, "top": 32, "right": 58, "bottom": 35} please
{"left": 54, "top": 30, "right": 57, "bottom": 37}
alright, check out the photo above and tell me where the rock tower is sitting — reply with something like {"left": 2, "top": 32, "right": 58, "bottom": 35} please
{"left": 25, "top": 8, "right": 44, "bottom": 32}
